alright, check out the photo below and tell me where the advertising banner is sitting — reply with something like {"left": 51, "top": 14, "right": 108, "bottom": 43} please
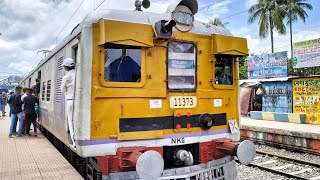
{"left": 262, "top": 82, "right": 292, "bottom": 113}
{"left": 292, "top": 78, "right": 320, "bottom": 124}
{"left": 247, "top": 51, "right": 288, "bottom": 79}
{"left": 293, "top": 38, "right": 320, "bottom": 68}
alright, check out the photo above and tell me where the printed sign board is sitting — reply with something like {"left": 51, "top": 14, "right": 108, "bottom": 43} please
{"left": 247, "top": 51, "right": 288, "bottom": 79}
{"left": 293, "top": 38, "right": 320, "bottom": 68}
{"left": 262, "top": 82, "right": 292, "bottom": 113}
{"left": 292, "top": 78, "right": 320, "bottom": 124}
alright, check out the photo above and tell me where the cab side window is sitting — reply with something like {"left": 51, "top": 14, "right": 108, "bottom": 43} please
{"left": 104, "top": 44, "right": 141, "bottom": 83}
{"left": 215, "top": 55, "right": 233, "bottom": 85}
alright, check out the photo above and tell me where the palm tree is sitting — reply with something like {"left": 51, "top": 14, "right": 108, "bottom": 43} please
{"left": 209, "top": 17, "right": 229, "bottom": 28}
{"left": 248, "top": 0, "right": 286, "bottom": 53}
{"left": 284, "top": 0, "right": 312, "bottom": 58}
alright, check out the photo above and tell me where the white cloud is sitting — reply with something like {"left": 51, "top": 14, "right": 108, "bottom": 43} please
{"left": 195, "top": 0, "right": 232, "bottom": 23}
{"left": 0, "top": 0, "right": 318, "bottom": 79}
{"left": 0, "top": 0, "right": 171, "bottom": 77}
{"left": 246, "top": 0, "right": 257, "bottom": 9}
{"left": 239, "top": 29, "right": 320, "bottom": 57}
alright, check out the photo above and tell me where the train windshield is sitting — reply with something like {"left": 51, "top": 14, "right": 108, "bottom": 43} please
{"left": 104, "top": 44, "right": 141, "bottom": 82}
{"left": 167, "top": 42, "right": 196, "bottom": 90}
{"left": 214, "top": 55, "right": 233, "bottom": 85}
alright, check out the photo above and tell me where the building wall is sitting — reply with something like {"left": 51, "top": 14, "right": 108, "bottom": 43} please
{"left": 262, "top": 82, "right": 292, "bottom": 113}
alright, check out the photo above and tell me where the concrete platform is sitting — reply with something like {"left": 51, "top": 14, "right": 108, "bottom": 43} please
{"left": 0, "top": 108, "right": 83, "bottom": 180}
{"left": 249, "top": 111, "right": 306, "bottom": 124}
{"left": 240, "top": 116, "right": 320, "bottom": 155}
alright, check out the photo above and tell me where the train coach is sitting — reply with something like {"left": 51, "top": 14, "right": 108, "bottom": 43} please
{"left": 21, "top": 0, "right": 255, "bottom": 179}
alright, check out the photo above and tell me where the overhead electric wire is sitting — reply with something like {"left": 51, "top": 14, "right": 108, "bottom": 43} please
{"left": 0, "top": 72, "right": 23, "bottom": 74}
{"left": 47, "top": 0, "right": 86, "bottom": 50}
{"left": 29, "top": 0, "right": 86, "bottom": 73}
{"left": 94, "top": 0, "right": 107, "bottom": 11}
{"left": 0, "top": 63, "right": 25, "bottom": 75}
{"left": 221, "top": 9, "right": 249, "bottom": 20}
{"left": 30, "top": 54, "right": 45, "bottom": 71}
{"left": 198, "top": 0, "right": 227, "bottom": 12}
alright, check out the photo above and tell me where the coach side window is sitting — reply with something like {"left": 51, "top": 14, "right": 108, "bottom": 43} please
{"left": 46, "top": 80, "right": 51, "bottom": 101}
{"left": 41, "top": 82, "right": 46, "bottom": 101}
{"left": 214, "top": 55, "right": 233, "bottom": 85}
{"left": 104, "top": 44, "right": 141, "bottom": 82}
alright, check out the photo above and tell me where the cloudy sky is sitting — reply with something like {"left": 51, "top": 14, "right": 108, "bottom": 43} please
{"left": 0, "top": 0, "right": 319, "bottom": 77}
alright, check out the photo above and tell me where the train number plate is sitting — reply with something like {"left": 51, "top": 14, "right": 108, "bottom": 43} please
{"left": 170, "top": 96, "right": 197, "bottom": 108}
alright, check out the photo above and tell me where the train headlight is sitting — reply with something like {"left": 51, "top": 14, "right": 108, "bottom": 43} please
{"left": 172, "top": 5, "right": 194, "bottom": 32}
{"left": 198, "top": 113, "right": 213, "bottom": 130}
{"left": 173, "top": 10, "right": 194, "bottom": 25}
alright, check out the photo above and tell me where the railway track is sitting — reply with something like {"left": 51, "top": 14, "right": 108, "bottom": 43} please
{"left": 243, "top": 138, "right": 320, "bottom": 156}
{"left": 239, "top": 150, "right": 320, "bottom": 180}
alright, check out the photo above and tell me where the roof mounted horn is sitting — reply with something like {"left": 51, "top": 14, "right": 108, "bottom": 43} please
{"left": 135, "top": 0, "right": 150, "bottom": 11}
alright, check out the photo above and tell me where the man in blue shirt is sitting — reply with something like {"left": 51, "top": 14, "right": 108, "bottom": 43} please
{"left": 8, "top": 86, "right": 24, "bottom": 138}
{"left": 0, "top": 92, "right": 5, "bottom": 116}
{"left": 106, "top": 49, "right": 141, "bottom": 82}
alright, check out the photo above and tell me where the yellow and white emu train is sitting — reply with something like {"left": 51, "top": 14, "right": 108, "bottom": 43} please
{"left": 21, "top": 0, "right": 255, "bottom": 179}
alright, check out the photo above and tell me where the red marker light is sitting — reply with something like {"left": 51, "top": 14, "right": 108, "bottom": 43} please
{"left": 176, "top": 112, "right": 181, "bottom": 117}
{"left": 187, "top": 123, "right": 191, "bottom": 129}
{"left": 187, "top": 112, "right": 191, "bottom": 117}
{"left": 176, "top": 124, "right": 181, "bottom": 129}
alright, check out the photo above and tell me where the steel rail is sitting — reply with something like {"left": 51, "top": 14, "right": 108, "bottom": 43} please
{"left": 242, "top": 137, "right": 320, "bottom": 156}
{"left": 256, "top": 150, "right": 320, "bottom": 168}
{"left": 247, "top": 162, "right": 309, "bottom": 180}
{"left": 236, "top": 150, "right": 320, "bottom": 180}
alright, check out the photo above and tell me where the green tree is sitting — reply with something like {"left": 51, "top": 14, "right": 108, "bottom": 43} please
{"left": 283, "top": 0, "right": 312, "bottom": 58}
{"left": 209, "top": 17, "right": 229, "bottom": 28}
{"left": 239, "top": 57, "right": 248, "bottom": 80}
{"left": 248, "top": 0, "right": 286, "bottom": 53}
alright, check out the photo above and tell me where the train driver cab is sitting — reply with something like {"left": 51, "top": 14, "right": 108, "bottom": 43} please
{"left": 104, "top": 45, "right": 141, "bottom": 83}
{"left": 215, "top": 55, "right": 233, "bottom": 85}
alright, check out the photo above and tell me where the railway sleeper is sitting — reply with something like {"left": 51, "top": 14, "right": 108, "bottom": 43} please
{"left": 245, "top": 150, "right": 320, "bottom": 180}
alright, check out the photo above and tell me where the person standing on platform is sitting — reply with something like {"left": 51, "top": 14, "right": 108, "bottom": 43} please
{"left": 8, "top": 86, "right": 23, "bottom": 138}
{"left": 21, "top": 88, "right": 28, "bottom": 134}
{"left": 2, "top": 92, "right": 7, "bottom": 115}
{"left": 21, "top": 88, "right": 27, "bottom": 102}
{"left": 7, "top": 91, "right": 14, "bottom": 117}
{"left": 61, "top": 58, "right": 76, "bottom": 147}
{"left": 23, "top": 88, "right": 38, "bottom": 136}
{"left": 0, "top": 93, "right": 5, "bottom": 116}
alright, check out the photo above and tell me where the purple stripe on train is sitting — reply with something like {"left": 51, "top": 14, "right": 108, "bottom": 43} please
{"left": 77, "top": 129, "right": 231, "bottom": 146}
